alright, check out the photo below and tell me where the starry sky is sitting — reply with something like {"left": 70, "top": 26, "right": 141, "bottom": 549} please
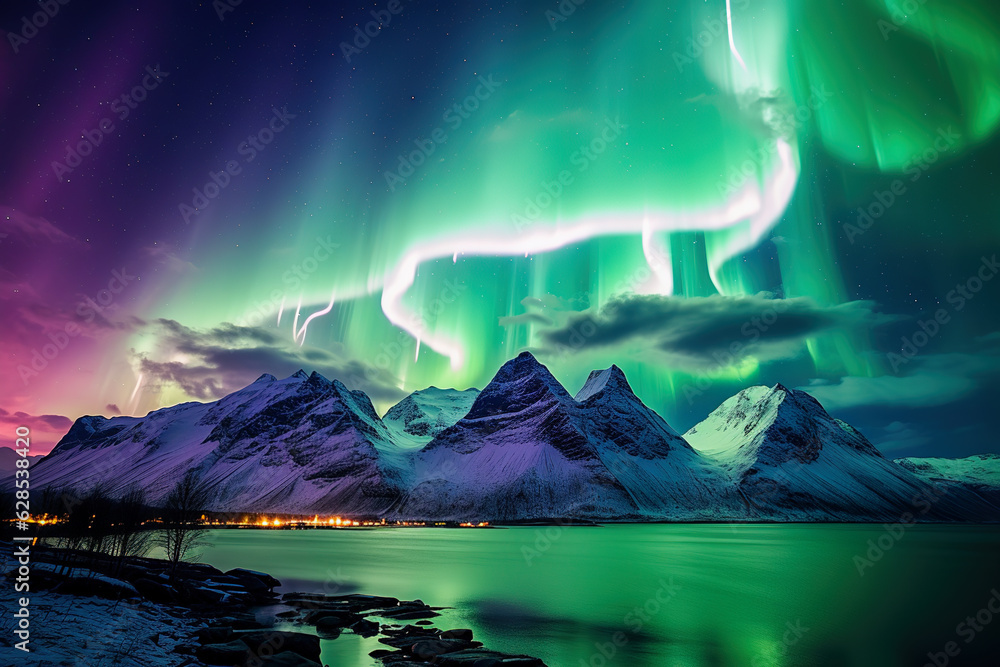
{"left": 2, "top": 0, "right": 999, "bottom": 457}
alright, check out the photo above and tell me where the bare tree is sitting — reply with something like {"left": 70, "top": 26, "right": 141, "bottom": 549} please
{"left": 109, "top": 485, "right": 153, "bottom": 575}
{"left": 156, "top": 471, "right": 211, "bottom": 577}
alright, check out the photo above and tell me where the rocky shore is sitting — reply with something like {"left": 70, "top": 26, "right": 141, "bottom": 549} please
{"left": 1, "top": 543, "right": 547, "bottom": 666}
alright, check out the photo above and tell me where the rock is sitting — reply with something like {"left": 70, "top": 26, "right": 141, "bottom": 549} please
{"left": 191, "top": 585, "right": 252, "bottom": 605}
{"left": 258, "top": 651, "right": 321, "bottom": 667}
{"left": 350, "top": 618, "right": 380, "bottom": 637}
{"left": 275, "top": 610, "right": 299, "bottom": 618}
{"left": 303, "top": 609, "right": 356, "bottom": 625}
{"left": 440, "top": 628, "right": 474, "bottom": 641}
{"left": 195, "top": 640, "right": 252, "bottom": 665}
{"left": 415, "top": 620, "right": 434, "bottom": 626}
{"left": 226, "top": 568, "right": 281, "bottom": 590}
{"left": 434, "top": 649, "right": 548, "bottom": 666}
{"left": 196, "top": 626, "right": 234, "bottom": 644}
{"left": 339, "top": 593, "right": 400, "bottom": 609}
{"left": 134, "top": 578, "right": 178, "bottom": 603}
{"left": 378, "top": 605, "right": 440, "bottom": 620}
{"left": 411, "top": 638, "right": 473, "bottom": 659}
{"left": 379, "top": 634, "right": 441, "bottom": 649}
{"left": 173, "top": 643, "right": 198, "bottom": 655}
{"left": 177, "top": 563, "right": 226, "bottom": 581}
{"left": 238, "top": 630, "right": 321, "bottom": 662}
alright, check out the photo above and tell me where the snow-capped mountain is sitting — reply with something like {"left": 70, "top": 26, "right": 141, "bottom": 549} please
{"left": 27, "top": 355, "right": 1000, "bottom": 522}
{"left": 684, "top": 384, "right": 998, "bottom": 521}
{"left": 395, "top": 353, "right": 734, "bottom": 521}
{"left": 0, "top": 447, "right": 41, "bottom": 474}
{"left": 30, "top": 370, "right": 407, "bottom": 513}
{"left": 895, "top": 454, "right": 1000, "bottom": 506}
{"left": 382, "top": 387, "right": 480, "bottom": 446}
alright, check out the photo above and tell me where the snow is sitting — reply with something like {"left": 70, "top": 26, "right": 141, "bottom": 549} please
{"left": 895, "top": 454, "right": 1000, "bottom": 489}
{"left": 684, "top": 384, "right": 999, "bottom": 521}
{"left": 24, "top": 358, "right": 1000, "bottom": 522}
{"left": 0, "top": 577, "right": 199, "bottom": 666}
{"left": 383, "top": 386, "right": 480, "bottom": 447}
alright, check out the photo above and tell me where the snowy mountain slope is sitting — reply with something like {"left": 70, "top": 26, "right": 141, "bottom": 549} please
{"left": 572, "top": 365, "right": 741, "bottom": 517}
{"left": 27, "top": 355, "right": 1000, "bottom": 522}
{"left": 895, "top": 454, "right": 1000, "bottom": 506}
{"left": 382, "top": 387, "right": 480, "bottom": 446}
{"left": 0, "top": 447, "right": 41, "bottom": 474}
{"left": 395, "top": 354, "right": 735, "bottom": 521}
{"left": 30, "top": 371, "right": 407, "bottom": 514}
{"left": 895, "top": 454, "right": 1000, "bottom": 488}
{"left": 684, "top": 385, "right": 999, "bottom": 521}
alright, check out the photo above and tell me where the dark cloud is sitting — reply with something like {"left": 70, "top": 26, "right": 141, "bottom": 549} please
{"left": 499, "top": 312, "right": 554, "bottom": 326}
{"left": 499, "top": 294, "right": 589, "bottom": 328}
{"left": 539, "top": 293, "right": 897, "bottom": 368}
{"left": 0, "top": 409, "right": 74, "bottom": 453}
{"left": 135, "top": 319, "right": 407, "bottom": 403}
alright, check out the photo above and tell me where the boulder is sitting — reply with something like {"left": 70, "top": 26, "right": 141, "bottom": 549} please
{"left": 256, "top": 651, "right": 321, "bottom": 667}
{"left": 195, "top": 640, "right": 252, "bottom": 665}
{"left": 304, "top": 609, "right": 357, "bottom": 625}
{"left": 238, "top": 630, "right": 321, "bottom": 662}
{"left": 350, "top": 618, "right": 380, "bottom": 637}
{"left": 434, "top": 649, "right": 548, "bottom": 666}
{"left": 411, "top": 638, "right": 473, "bottom": 658}
{"left": 134, "top": 577, "right": 178, "bottom": 603}
{"left": 226, "top": 568, "right": 281, "bottom": 590}
{"left": 196, "top": 626, "right": 234, "bottom": 645}
{"left": 440, "top": 629, "right": 474, "bottom": 641}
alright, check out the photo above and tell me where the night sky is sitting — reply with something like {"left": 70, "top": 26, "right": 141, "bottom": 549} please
{"left": 2, "top": 0, "right": 999, "bottom": 457}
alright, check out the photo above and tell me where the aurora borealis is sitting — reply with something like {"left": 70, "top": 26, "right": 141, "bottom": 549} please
{"left": 2, "top": 0, "right": 1000, "bottom": 457}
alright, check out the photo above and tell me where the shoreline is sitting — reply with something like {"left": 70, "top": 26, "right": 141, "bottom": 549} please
{"left": 1, "top": 542, "right": 548, "bottom": 666}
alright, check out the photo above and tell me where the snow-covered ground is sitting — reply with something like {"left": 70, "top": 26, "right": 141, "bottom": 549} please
{"left": 0, "top": 582, "right": 200, "bottom": 666}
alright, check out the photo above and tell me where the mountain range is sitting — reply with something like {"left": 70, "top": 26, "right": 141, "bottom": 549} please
{"left": 23, "top": 352, "right": 1000, "bottom": 522}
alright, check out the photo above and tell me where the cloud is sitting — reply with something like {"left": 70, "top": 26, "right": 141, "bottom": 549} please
{"left": 873, "top": 421, "right": 930, "bottom": 453}
{"left": 499, "top": 294, "right": 589, "bottom": 328}
{"left": 133, "top": 319, "right": 408, "bottom": 403}
{"left": 0, "top": 206, "right": 81, "bottom": 246}
{"left": 538, "top": 293, "right": 896, "bottom": 369}
{"left": 141, "top": 243, "right": 199, "bottom": 275}
{"left": 800, "top": 353, "right": 1000, "bottom": 411}
{"left": 105, "top": 404, "right": 121, "bottom": 415}
{"left": 0, "top": 409, "right": 74, "bottom": 453}
{"left": 499, "top": 312, "right": 554, "bottom": 326}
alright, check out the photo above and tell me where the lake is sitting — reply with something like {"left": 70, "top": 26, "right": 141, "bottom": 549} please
{"left": 199, "top": 525, "right": 1000, "bottom": 666}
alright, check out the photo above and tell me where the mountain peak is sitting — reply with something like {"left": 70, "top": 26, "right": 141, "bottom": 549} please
{"left": 461, "top": 352, "right": 572, "bottom": 420}
{"left": 289, "top": 369, "right": 310, "bottom": 381}
{"left": 252, "top": 373, "right": 277, "bottom": 384}
{"left": 493, "top": 351, "right": 547, "bottom": 380}
{"left": 309, "top": 370, "right": 332, "bottom": 385}
{"left": 575, "top": 364, "right": 634, "bottom": 402}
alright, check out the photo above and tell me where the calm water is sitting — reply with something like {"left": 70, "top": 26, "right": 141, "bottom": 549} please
{"left": 200, "top": 525, "right": 1000, "bottom": 667}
